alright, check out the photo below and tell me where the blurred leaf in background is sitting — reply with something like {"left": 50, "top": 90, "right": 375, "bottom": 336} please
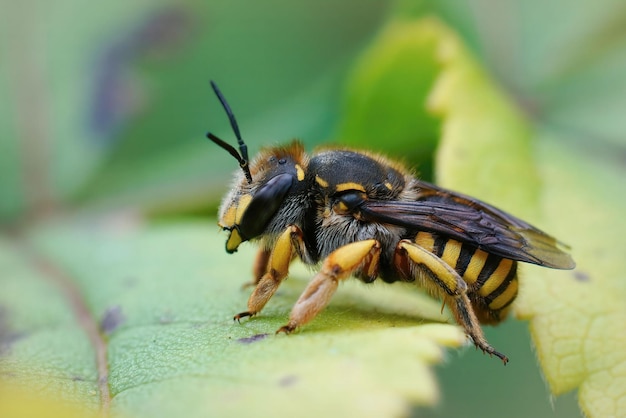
{"left": 1, "top": 0, "right": 390, "bottom": 220}
{"left": 1, "top": 0, "right": 625, "bottom": 418}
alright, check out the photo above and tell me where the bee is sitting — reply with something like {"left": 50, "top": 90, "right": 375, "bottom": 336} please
{"left": 206, "top": 81, "right": 575, "bottom": 364}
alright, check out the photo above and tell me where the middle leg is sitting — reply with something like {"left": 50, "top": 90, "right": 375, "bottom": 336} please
{"left": 277, "top": 239, "right": 381, "bottom": 333}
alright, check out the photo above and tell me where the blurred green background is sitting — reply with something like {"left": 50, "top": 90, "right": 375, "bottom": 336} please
{"left": 3, "top": 0, "right": 625, "bottom": 417}
{"left": 2, "top": 0, "right": 624, "bottom": 221}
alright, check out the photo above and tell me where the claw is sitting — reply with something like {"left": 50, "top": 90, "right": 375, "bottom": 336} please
{"left": 233, "top": 311, "right": 255, "bottom": 323}
{"left": 493, "top": 350, "right": 509, "bottom": 365}
{"left": 276, "top": 324, "right": 296, "bottom": 334}
{"left": 475, "top": 343, "right": 509, "bottom": 365}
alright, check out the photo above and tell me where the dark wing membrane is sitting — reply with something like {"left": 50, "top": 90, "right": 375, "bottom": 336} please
{"left": 358, "top": 181, "right": 575, "bottom": 269}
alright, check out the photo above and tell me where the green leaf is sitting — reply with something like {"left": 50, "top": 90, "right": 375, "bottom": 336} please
{"left": 422, "top": 15, "right": 626, "bottom": 418}
{"left": 0, "top": 0, "right": 175, "bottom": 221}
{"left": 432, "top": 0, "right": 626, "bottom": 150}
{"left": 516, "top": 136, "right": 626, "bottom": 418}
{"left": 337, "top": 14, "right": 625, "bottom": 418}
{"left": 4, "top": 3, "right": 624, "bottom": 417}
{"left": 1, "top": 219, "right": 464, "bottom": 417}
{"left": 426, "top": 18, "right": 540, "bottom": 216}
{"left": 0, "top": 0, "right": 390, "bottom": 222}
{"left": 335, "top": 18, "right": 441, "bottom": 179}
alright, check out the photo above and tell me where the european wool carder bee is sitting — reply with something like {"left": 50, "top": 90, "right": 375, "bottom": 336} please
{"left": 206, "top": 81, "right": 575, "bottom": 364}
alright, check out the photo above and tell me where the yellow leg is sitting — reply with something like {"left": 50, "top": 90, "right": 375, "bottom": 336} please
{"left": 277, "top": 240, "right": 380, "bottom": 333}
{"left": 396, "top": 240, "right": 508, "bottom": 364}
{"left": 234, "top": 226, "right": 302, "bottom": 321}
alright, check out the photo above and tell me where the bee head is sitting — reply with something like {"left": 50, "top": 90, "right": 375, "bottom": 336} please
{"left": 207, "top": 81, "right": 306, "bottom": 253}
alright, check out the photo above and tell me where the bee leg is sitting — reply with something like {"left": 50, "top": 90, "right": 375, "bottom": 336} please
{"left": 276, "top": 239, "right": 380, "bottom": 334}
{"left": 234, "top": 225, "right": 303, "bottom": 321}
{"left": 241, "top": 248, "right": 272, "bottom": 289}
{"left": 396, "top": 240, "right": 509, "bottom": 365}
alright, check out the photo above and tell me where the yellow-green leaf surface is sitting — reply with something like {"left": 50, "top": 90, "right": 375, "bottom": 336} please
{"left": 4, "top": 10, "right": 623, "bottom": 418}
{"left": 425, "top": 17, "right": 626, "bottom": 418}
{"left": 1, "top": 218, "right": 465, "bottom": 417}
{"left": 519, "top": 138, "right": 626, "bottom": 418}
{"left": 0, "top": 383, "right": 98, "bottom": 418}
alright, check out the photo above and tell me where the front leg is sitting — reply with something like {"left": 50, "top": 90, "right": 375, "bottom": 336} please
{"left": 234, "top": 225, "right": 303, "bottom": 321}
{"left": 277, "top": 239, "right": 380, "bottom": 333}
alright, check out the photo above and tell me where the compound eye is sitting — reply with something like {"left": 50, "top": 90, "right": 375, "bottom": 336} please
{"left": 238, "top": 173, "right": 295, "bottom": 240}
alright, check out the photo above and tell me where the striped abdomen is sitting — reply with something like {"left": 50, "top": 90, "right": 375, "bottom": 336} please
{"left": 415, "top": 232, "right": 519, "bottom": 324}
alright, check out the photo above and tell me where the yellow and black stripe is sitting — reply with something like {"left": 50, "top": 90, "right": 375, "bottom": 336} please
{"left": 414, "top": 232, "right": 518, "bottom": 324}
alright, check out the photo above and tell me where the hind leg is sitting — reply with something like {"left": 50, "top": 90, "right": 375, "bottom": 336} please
{"left": 277, "top": 240, "right": 380, "bottom": 333}
{"left": 395, "top": 239, "right": 508, "bottom": 364}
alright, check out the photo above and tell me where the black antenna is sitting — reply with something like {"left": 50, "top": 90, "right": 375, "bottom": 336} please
{"left": 206, "top": 81, "right": 252, "bottom": 183}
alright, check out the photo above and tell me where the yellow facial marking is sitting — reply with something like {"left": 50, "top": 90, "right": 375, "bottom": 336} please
{"left": 384, "top": 181, "right": 393, "bottom": 190}
{"left": 315, "top": 175, "right": 329, "bottom": 188}
{"left": 235, "top": 194, "right": 252, "bottom": 224}
{"left": 335, "top": 182, "right": 366, "bottom": 193}
{"left": 226, "top": 229, "right": 243, "bottom": 252}
{"left": 295, "top": 164, "right": 305, "bottom": 181}
{"left": 221, "top": 206, "right": 237, "bottom": 228}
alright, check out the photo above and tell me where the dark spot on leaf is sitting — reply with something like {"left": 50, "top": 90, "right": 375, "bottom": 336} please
{"left": 72, "top": 375, "right": 86, "bottom": 381}
{"left": 278, "top": 375, "right": 298, "bottom": 387}
{"left": 100, "top": 305, "right": 126, "bottom": 335}
{"left": 572, "top": 270, "right": 591, "bottom": 282}
{"left": 236, "top": 333, "right": 269, "bottom": 344}
{"left": 0, "top": 306, "right": 24, "bottom": 355}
